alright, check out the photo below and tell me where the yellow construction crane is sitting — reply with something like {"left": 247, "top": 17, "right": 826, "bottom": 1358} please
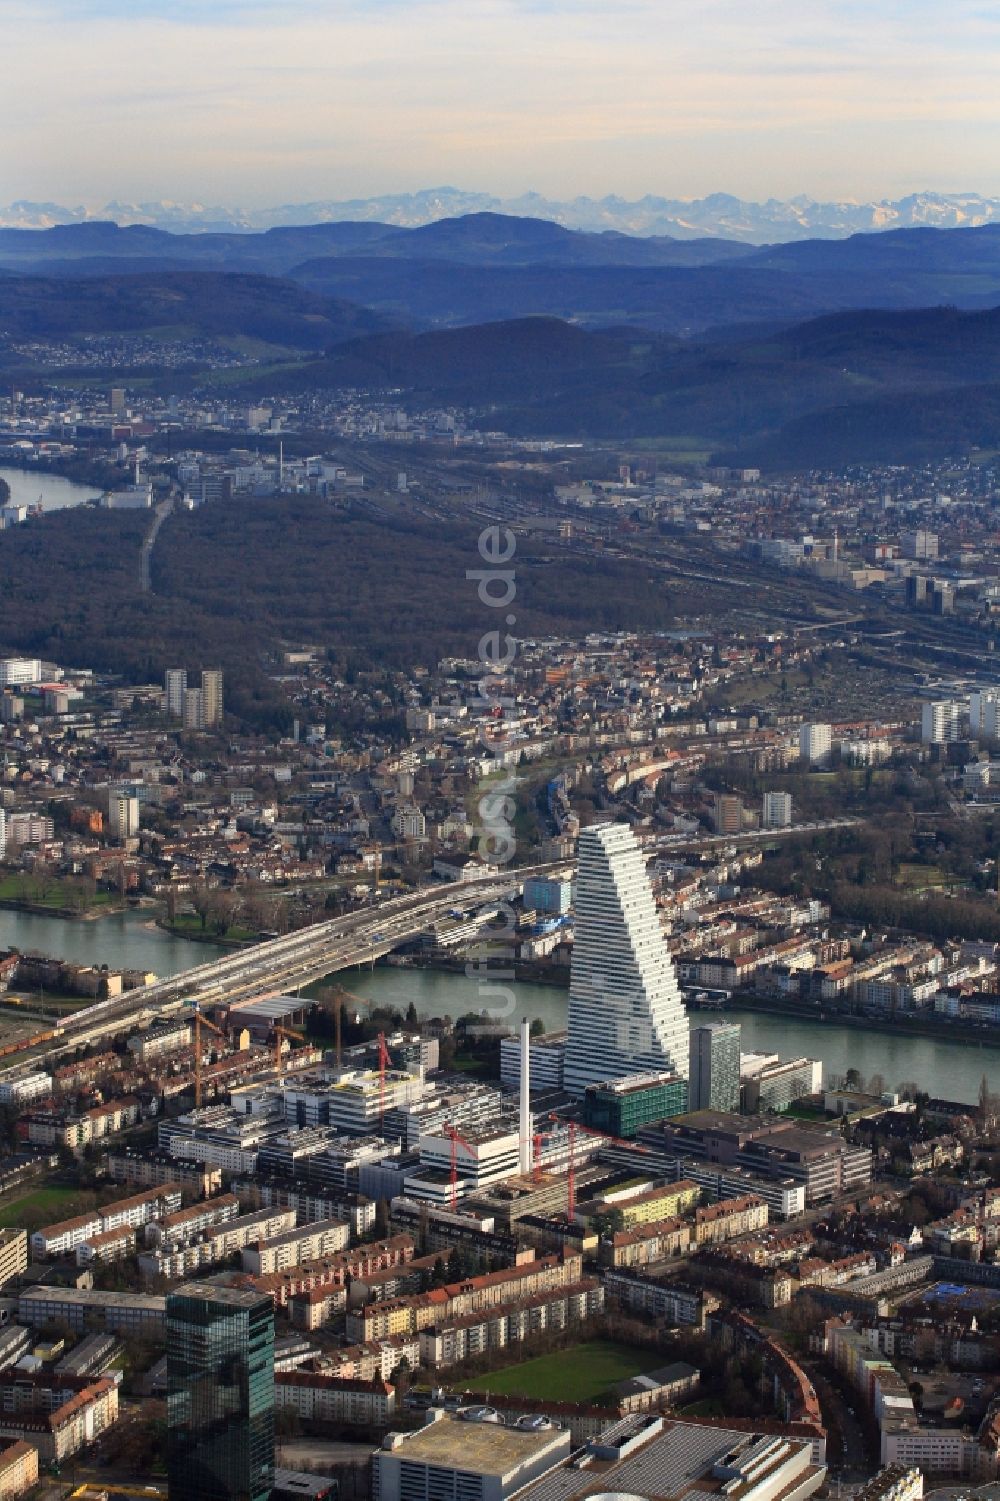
{"left": 320, "top": 983, "right": 375, "bottom": 1068}
{"left": 273, "top": 1022, "right": 306, "bottom": 1074}
{"left": 190, "top": 1004, "right": 228, "bottom": 1108}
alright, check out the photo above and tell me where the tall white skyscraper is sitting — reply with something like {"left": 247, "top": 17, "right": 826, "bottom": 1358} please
{"left": 564, "top": 823, "right": 689, "bottom": 1097}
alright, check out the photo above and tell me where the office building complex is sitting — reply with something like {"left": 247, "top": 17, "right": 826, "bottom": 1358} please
{"left": 166, "top": 1282, "right": 275, "bottom": 1501}
{"left": 583, "top": 1073, "right": 688, "bottom": 1137}
{"left": 565, "top": 823, "right": 689, "bottom": 1096}
{"left": 690, "top": 1022, "right": 742, "bottom": 1112}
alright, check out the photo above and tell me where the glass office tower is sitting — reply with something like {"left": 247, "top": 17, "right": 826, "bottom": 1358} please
{"left": 166, "top": 1282, "right": 274, "bottom": 1501}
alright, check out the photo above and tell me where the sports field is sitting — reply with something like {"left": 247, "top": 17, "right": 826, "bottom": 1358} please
{"left": 478, "top": 1341, "right": 663, "bottom": 1404}
{"left": 0, "top": 1185, "right": 95, "bottom": 1229}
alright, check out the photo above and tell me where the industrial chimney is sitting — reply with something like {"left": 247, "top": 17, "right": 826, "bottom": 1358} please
{"left": 519, "top": 1015, "right": 532, "bottom": 1175}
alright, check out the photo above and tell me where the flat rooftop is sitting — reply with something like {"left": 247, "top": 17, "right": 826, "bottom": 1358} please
{"left": 388, "top": 1415, "right": 562, "bottom": 1474}
{"left": 169, "top": 1282, "right": 271, "bottom": 1310}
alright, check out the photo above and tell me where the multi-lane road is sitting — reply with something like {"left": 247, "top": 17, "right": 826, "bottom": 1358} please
{"left": 14, "top": 861, "right": 570, "bottom": 1065}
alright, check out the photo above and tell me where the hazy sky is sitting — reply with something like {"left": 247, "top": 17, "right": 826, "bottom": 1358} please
{"left": 2, "top": 0, "right": 998, "bottom": 206}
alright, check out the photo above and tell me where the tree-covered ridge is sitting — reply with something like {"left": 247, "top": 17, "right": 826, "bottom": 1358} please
{"left": 0, "top": 497, "right": 690, "bottom": 731}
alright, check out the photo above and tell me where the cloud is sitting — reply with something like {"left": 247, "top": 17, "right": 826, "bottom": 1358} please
{"left": 0, "top": 0, "right": 997, "bottom": 204}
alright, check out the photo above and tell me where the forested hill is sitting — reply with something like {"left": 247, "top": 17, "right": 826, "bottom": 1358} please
{"left": 0, "top": 272, "right": 393, "bottom": 350}
{"left": 0, "top": 497, "right": 700, "bottom": 732}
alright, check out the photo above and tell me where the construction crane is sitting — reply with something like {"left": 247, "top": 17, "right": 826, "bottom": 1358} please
{"left": 189, "top": 1004, "right": 228, "bottom": 1109}
{"left": 538, "top": 1114, "right": 654, "bottom": 1221}
{"left": 377, "top": 1030, "right": 391, "bottom": 1129}
{"left": 444, "top": 1121, "right": 473, "bottom": 1212}
{"left": 273, "top": 1023, "right": 306, "bottom": 1074}
{"left": 320, "top": 983, "right": 375, "bottom": 1068}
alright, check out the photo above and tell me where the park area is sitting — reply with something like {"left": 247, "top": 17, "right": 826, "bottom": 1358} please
{"left": 474, "top": 1341, "right": 664, "bottom": 1404}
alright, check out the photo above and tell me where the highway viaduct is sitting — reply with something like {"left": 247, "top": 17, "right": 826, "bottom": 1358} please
{"left": 17, "top": 861, "right": 569, "bottom": 1064}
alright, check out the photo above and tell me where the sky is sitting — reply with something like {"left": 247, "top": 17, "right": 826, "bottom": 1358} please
{"left": 2, "top": 0, "right": 999, "bottom": 207}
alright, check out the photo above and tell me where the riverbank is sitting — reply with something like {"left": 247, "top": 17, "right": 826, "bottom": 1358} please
{"left": 0, "top": 896, "right": 125, "bottom": 922}
{"left": 380, "top": 957, "right": 1000, "bottom": 1052}
{"left": 727, "top": 989, "right": 1000, "bottom": 1055}
{"left": 155, "top": 917, "right": 257, "bottom": 948}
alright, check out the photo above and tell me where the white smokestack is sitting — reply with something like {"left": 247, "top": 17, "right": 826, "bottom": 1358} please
{"left": 519, "top": 1015, "right": 532, "bottom": 1175}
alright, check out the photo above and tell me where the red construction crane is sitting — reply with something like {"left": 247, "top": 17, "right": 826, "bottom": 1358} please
{"left": 377, "top": 1030, "right": 391, "bottom": 1129}
{"left": 444, "top": 1121, "right": 473, "bottom": 1212}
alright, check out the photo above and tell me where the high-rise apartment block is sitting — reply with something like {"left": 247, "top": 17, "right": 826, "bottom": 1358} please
{"left": 166, "top": 1282, "right": 274, "bottom": 1501}
{"left": 712, "top": 793, "right": 743, "bottom": 835}
{"left": 689, "top": 1021, "right": 742, "bottom": 1112}
{"left": 762, "top": 791, "right": 793, "bottom": 829}
{"left": 921, "top": 699, "right": 966, "bottom": 745}
{"left": 971, "top": 690, "right": 1000, "bottom": 740}
{"left": 564, "top": 823, "right": 689, "bottom": 1096}
{"left": 164, "top": 669, "right": 187, "bottom": 717}
{"left": 167, "top": 669, "right": 223, "bottom": 727}
{"left": 108, "top": 794, "right": 139, "bottom": 844}
{"left": 799, "top": 723, "right": 832, "bottom": 765}
{"left": 201, "top": 669, "right": 224, "bottom": 727}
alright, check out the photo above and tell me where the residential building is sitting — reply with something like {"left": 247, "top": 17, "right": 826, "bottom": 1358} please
{"left": 713, "top": 793, "right": 744, "bottom": 834}
{"left": 108, "top": 792, "right": 140, "bottom": 842}
{"left": 165, "top": 668, "right": 187, "bottom": 717}
{"left": 0, "top": 1072, "right": 50, "bottom": 1107}
{"left": 201, "top": 669, "right": 224, "bottom": 727}
{"left": 799, "top": 724, "right": 832, "bottom": 765}
{"left": 166, "top": 1283, "right": 275, "bottom": 1501}
{"left": 921, "top": 700, "right": 966, "bottom": 745}
{"left": 565, "top": 823, "right": 689, "bottom": 1095}
{"left": 0, "top": 1232, "right": 26, "bottom": 1289}
{"left": 690, "top": 1022, "right": 742, "bottom": 1112}
{"left": 391, "top": 806, "right": 426, "bottom": 840}
{"left": 241, "top": 1219, "right": 350, "bottom": 1277}
{"left": 0, "top": 1439, "right": 38, "bottom": 1498}
{"left": 0, "top": 1374, "right": 118, "bottom": 1464}
{"left": 762, "top": 791, "right": 793, "bottom": 828}
{"left": 274, "top": 1372, "right": 395, "bottom": 1428}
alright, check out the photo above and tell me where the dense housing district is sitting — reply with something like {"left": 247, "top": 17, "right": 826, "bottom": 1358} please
{"left": 0, "top": 390, "right": 1000, "bottom": 1501}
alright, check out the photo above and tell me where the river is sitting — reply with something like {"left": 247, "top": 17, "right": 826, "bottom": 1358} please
{"left": 0, "top": 901, "right": 995, "bottom": 1104}
{"left": 0, "top": 466, "right": 101, "bottom": 512}
{"left": 337, "top": 966, "right": 1000, "bottom": 1106}
{"left": 0, "top": 906, "right": 226, "bottom": 978}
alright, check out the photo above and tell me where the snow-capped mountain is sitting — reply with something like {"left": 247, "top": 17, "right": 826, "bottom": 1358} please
{"left": 4, "top": 190, "right": 1000, "bottom": 242}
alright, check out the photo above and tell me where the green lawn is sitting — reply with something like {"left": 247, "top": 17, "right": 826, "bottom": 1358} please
{"left": 0, "top": 1185, "right": 95, "bottom": 1229}
{"left": 162, "top": 913, "right": 257, "bottom": 945}
{"left": 0, "top": 873, "right": 117, "bottom": 911}
{"left": 478, "top": 1341, "right": 663, "bottom": 1403}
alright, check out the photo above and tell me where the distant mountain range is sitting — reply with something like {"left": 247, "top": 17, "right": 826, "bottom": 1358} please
{"left": 5, "top": 189, "right": 1000, "bottom": 243}
{"left": 6, "top": 214, "right": 1000, "bottom": 338}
